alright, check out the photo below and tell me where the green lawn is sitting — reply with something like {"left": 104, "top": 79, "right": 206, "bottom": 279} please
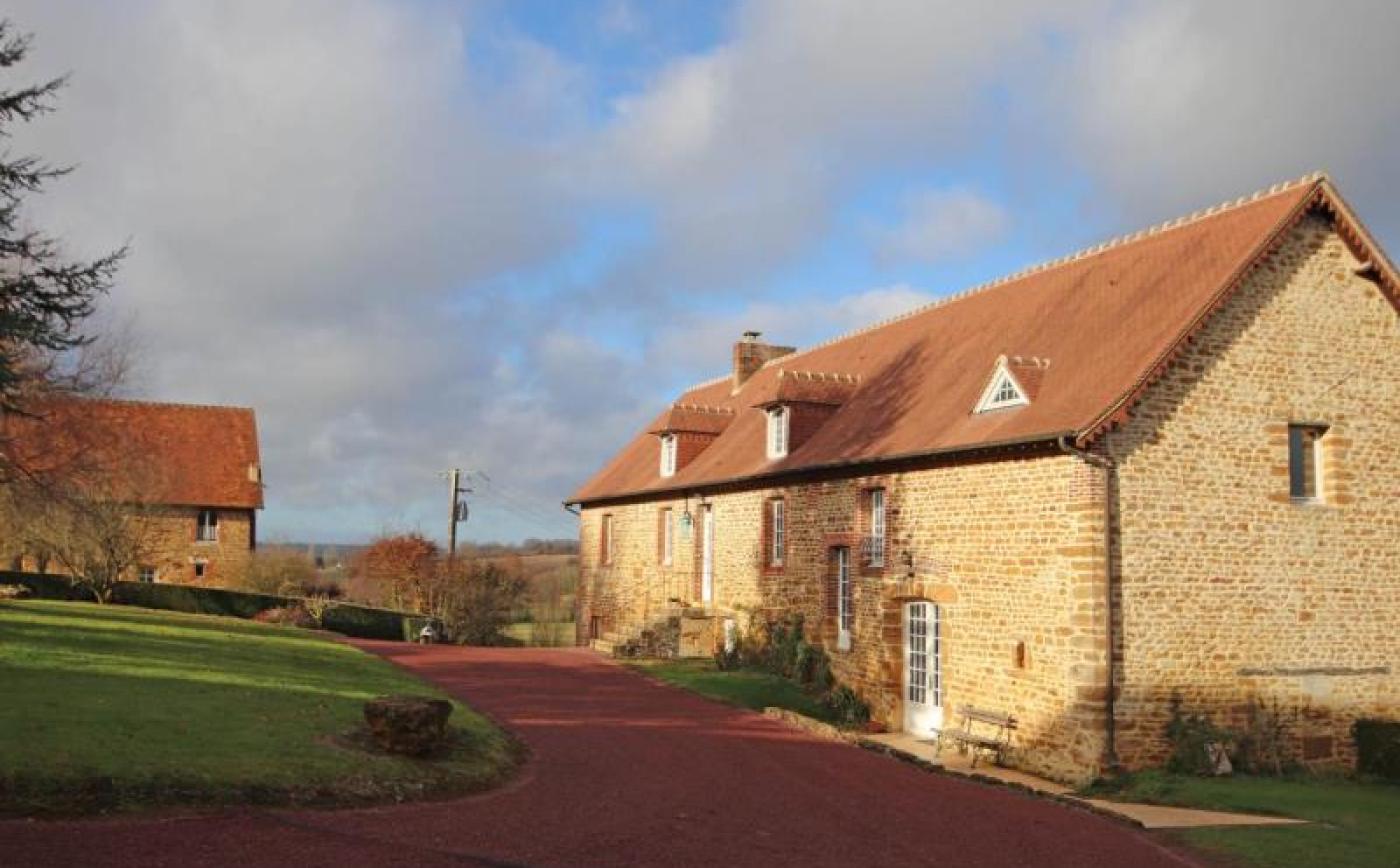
{"left": 0, "top": 600, "right": 519, "bottom": 815}
{"left": 1088, "top": 770, "right": 1400, "bottom": 868}
{"left": 627, "top": 658, "right": 839, "bottom": 723}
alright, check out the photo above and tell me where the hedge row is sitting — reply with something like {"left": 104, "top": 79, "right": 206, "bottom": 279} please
{"left": 2, "top": 571, "right": 430, "bottom": 642}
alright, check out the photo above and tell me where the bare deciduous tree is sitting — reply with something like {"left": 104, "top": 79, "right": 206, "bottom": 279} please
{"left": 1, "top": 475, "right": 156, "bottom": 602}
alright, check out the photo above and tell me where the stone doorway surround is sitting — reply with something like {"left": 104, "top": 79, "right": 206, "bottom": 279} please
{"left": 879, "top": 576, "right": 959, "bottom": 732}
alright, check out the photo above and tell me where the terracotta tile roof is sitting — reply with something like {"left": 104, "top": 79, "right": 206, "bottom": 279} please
{"left": 648, "top": 404, "right": 736, "bottom": 436}
{"left": 571, "top": 175, "right": 1399, "bottom": 505}
{"left": 3, "top": 397, "right": 264, "bottom": 509}
{"left": 747, "top": 370, "right": 862, "bottom": 408}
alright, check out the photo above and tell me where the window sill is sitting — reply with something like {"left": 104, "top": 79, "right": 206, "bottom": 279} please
{"left": 763, "top": 563, "right": 786, "bottom": 576}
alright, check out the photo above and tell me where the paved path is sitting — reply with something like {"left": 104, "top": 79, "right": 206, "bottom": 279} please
{"left": 1, "top": 644, "right": 1199, "bottom": 867}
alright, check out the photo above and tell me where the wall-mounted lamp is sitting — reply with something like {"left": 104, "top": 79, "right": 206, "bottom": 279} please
{"left": 680, "top": 493, "right": 694, "bottom": 537}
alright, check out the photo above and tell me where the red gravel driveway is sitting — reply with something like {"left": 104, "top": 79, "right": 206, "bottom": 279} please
{"left": 0, "top": 644, "right": 1196, "bottom": 867}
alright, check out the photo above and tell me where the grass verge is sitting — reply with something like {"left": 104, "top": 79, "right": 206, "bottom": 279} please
{"left": 627, "top": 658, "right": 839, "bottom": 724}
{"left": 0, "top": 600, "right": 521, "bottom": 816}
{"left": 1086, "top": 770, "right": 1400, "bottom": 868}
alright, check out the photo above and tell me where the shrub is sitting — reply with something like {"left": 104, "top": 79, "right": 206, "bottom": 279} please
{"left": 439, "top": 561, "right": 527, "bottom": 646}
{"left": 1234, "top": 697, "right": 1299, "bottom": 776}
{"left": 824, "top": 685, "right": 871, "bottom": 727}
{"left": 252, "top": 606, "right": 315, "bottom": 628}
{"left": 320, "top": 599, "right": 431, "bottom": 642}
{"left": 232, "top": 549, "right": 317, "bottom": 596}
{"left": 113, "top": 581, "right": 282, "bottom": 619}
{"left": 1164, "top": 696, "right": 1235, "bottom": 775}
{"left": 714, "top": 644, "right": 743, "bottom": 671}
{"left": 109, "top": 580, "right": 427, "bottom": 641}
{"left": 1352, "top": 719, "right": 1400, "bottom": 780}
{"left": 293, "top": 579, "right": 344, "bottom": 600}
{"left": 3, "top": 570, "right": 95, "bottom": 601}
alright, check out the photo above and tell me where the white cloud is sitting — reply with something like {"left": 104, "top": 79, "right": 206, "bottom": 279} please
{"left": 7, "top": 0, "right": 589, "bottom": 541}
{"left": 647, "top": 284, "right": 935, "bottom": 379}
{"left": 1054, "top": 0, "right": 1400, "bottom": 235}
{"left": 870, "top": 188, "right": 1009, "bottom": 266}
{"left": 593, "top": 0, "right": 1102, "bottom": 293}
{"left": 5, "top": 0, "right": 1396, "bottom": 542}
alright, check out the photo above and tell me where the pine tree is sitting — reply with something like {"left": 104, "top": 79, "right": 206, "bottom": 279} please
{"left": 0, "top": 20, "right": 125, "bottom": 414}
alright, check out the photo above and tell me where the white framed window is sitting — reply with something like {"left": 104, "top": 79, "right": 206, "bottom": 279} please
{"left": 138, "top": 566, "right": 156, "bottom": 583}
{"left": 769, "top": 499, "right": 785, "bottom": 566}
{"left": 659, "top": 433, "right": 678, "bottom": 478}
{"left": 766, "top": 406, "right": 789, "bottom": 459}
{"left": 974, "top": 365, "right": 1029, "bottom": 413}
{"left": 196, "top": 509, "right": 218, "bottom": 542}
{"left": 1288, "top": 424, "right": 1328, "bottom": 502}
{"left": 868, "top": 488, "right": 886, "bottom": 568}
{"left": 192, "top": 558, "right": 209, "bottom": 580}
{"left": 837, "top": 547, "right": 853, "bottom": 651}
{"left": 661, "top": 508, "right": 674, "bottom": 566}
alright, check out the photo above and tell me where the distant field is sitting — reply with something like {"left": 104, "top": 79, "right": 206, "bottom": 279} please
{"left": 0, "top": 600, "right": 519, "bottom": 816}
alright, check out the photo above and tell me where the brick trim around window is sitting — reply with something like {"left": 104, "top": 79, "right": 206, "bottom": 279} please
{"left": 762, "top": 497, "right": 786, "bottom": 574}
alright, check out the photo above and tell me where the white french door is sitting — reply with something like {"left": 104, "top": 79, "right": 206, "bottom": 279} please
{"left": 700, "top": 506, "right": 714, "bottom": 603}
{"left": 903, "top": 601, "right": 943, "bottom": 736}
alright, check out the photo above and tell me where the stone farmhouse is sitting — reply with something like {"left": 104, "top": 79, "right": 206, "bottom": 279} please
{"left": 569, "top": 174, "right": 1400, "bottom": 784}
{"left": 2, "top": 397, "right": 264, "bottom": 584}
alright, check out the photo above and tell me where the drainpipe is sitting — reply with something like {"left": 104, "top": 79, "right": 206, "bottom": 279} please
{"left": 1057, "top": 435, "right": 1120, "bottom": 773}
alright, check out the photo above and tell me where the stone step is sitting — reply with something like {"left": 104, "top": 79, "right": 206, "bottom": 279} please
{"left": 590, "top": 638, "right": 616, "bottom": 655}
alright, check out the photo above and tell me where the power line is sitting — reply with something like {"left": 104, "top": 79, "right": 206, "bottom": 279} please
{"left": 471, "top": 471, "right": 576, "bottom": 534}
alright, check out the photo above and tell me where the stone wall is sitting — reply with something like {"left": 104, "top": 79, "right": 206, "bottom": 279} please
{"left": 579, "top": 450, "right": 1114, "bottom": 784}
{"left": 137, "top": 506, "right": 256, "bottom": 585}
{"left": 1103, "top": 214, "right": 1400, "bottom": 770}
{"left": 9, "top": 505, "right": 255, "bottom": 586}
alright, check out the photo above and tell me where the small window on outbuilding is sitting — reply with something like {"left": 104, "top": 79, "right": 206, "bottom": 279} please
{"left": 600, "top": 514, "right": 615, "bottom": 565}
{"left": 196, "top": 509, "right": 218, "bottom": 542}
{"left": 192, "top": 559, "right": 209, "bottom": 580}
{"left": 1288, "top": 424, "right": 1328, "bottom": 501}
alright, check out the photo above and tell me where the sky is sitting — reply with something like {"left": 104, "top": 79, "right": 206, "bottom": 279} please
{"left": 7, "top": 0, "right": 1399, "bottom": 545}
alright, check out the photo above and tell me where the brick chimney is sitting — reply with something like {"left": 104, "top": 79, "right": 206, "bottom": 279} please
{"left": 732, "top": 331, "right": 795, "bottom": 390}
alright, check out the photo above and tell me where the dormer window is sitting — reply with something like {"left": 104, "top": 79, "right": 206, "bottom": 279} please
{"left": 766, "top": 406, "right": 789, "bottom": 459}
{"left": 974, "top": 362, "right": 1029, "bottom": 413}
{"left": 659, "top": 433, "right": 678, "bottom": 478}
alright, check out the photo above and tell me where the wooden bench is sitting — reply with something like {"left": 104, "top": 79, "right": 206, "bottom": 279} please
{"left": 935, "top": 705, "right": 1017, "bottom": 768}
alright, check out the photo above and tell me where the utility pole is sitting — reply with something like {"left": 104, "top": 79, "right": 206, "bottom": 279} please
{"left": 441, "top": 468, "right": 470, "bottom": 562}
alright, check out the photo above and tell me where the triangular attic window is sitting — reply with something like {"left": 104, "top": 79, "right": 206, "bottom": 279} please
{"left": 975, "top": 365, "right": 1029, "bottom": 413}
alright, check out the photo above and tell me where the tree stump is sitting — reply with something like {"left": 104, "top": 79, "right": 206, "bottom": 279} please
{"left": 363, "top": 695, "right": 453, "bottom": 756}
